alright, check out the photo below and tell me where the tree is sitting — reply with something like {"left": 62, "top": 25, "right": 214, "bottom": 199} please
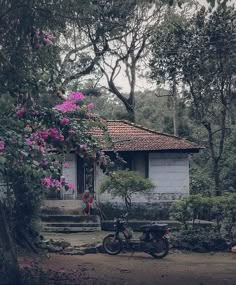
{"left": 55, "top": 1, "right": 138, "bottom": 90}
{"left": 100, "top": 170, "right": 155, "bottom": 212}
{"left": 0, "top": 1, "right": 137, "bottom": 107}
{"left": 0, "top": 90, "right": 112, "bottom": 283}
{"left": 96, "top": 1, "right": 172, "bottom": 122}
{"left": 150, "top": 4, "right": 236, "bottom": 195}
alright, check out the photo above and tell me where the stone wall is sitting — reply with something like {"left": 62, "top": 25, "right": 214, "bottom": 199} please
{"left": 98, "top": 201, "right": 173, "bottom": 220}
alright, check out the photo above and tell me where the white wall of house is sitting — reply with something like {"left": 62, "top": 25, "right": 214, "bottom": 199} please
{"left": 149, "top": 153, "right": 189, "bottom": 195}
{"left": 96, "top": 152, "right": 189, "bottom": 204}
{"left": 60, "top": 152, "right": 190, "bottom": 203}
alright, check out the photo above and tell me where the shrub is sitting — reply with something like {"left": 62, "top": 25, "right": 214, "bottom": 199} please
{"left": 100, "top": 170, "right": 155, "bottom": 212}
{"left": 170, "top": 194, "right": 205, "bottom": 228}
{"left": 170, "top": 193, "right": 236, "bottom": 240}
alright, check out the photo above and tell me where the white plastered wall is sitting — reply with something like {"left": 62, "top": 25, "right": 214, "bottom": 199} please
{"left": 96, "top": 152, "right": 190, "bottom": 204}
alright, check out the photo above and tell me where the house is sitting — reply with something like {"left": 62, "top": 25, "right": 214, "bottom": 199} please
{"left": 41, "top": 120, "right": 203, "bottom": 231}
{"left": 59, "top": 120, "right": 202, "bottom": 209}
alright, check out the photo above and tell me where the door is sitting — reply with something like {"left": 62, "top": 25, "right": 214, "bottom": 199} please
{"left": 62, "top": 153, "right": 77, "bottom": 199}
{"left": 77, "top": 157, "right": 95, "bottom": 199}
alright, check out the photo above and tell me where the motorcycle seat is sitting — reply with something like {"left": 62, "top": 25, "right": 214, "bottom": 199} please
{"left": 140, "top": 223, "right": 168, "bottom": 230}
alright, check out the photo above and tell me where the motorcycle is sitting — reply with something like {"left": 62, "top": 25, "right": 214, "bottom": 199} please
{"left": 103, "top": 213, "right": 170, "bottom": 259}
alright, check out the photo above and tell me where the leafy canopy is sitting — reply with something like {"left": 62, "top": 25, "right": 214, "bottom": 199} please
{"left": 100, "top": 170, "right": 155, "bottom": 210}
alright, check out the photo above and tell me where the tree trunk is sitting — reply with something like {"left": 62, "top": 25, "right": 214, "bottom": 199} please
{"left": 127, "top": 107, "right": 135, "bottom": 123}
{"left": 213, "top": 160, "right": 221, "bottom": 196}
{"left": 0, "top": 201, "right": 22, "bottom": 285}
{"left": 172, "top": 75, "right": 178, "bottom": 136}
{"left": 172, "top": 94, "right": 178, "bottom": 136}
{"left": 204, "top": 123, "right": 223, "bottom": 196}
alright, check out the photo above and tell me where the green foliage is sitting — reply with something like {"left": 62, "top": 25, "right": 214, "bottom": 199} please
{"left": 170, "top": 194, "right": 236, "bottom": 239}
{"left": 150, "top": 4, "right": 236, "bottom": 195}
{"left": 190, "top": 167, "right": 213, "bottom": 195}
{"left": 172, "top": 227, "right": 228, "bottom": 251}
{"left": 100, "top": 170, "right": 155, "bottom": 211}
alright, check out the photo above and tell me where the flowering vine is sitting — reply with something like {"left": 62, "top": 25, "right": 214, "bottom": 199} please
{"left": 0, "top": 91, "right": 112, "bottom": 198}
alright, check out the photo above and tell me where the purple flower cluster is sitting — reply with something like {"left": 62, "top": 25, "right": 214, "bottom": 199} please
{"left": 55, "top": 91, "right": 84, "bottom": 112}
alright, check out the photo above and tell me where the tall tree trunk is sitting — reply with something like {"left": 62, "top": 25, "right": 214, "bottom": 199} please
{"left": 126, "top": 105, "right": 135, "bottom": 123}
{"left": 213, "top": 160, "right": 221, "bottom": 196}
{"left": 205, "top": 123, "right": 223, "bottom": 196}
{"left": 172, "top": 75, "right": 178, "bottom": 136}
{"left": 172, "top": 94, "right": 178, "bottom": 136}
{"left": 0, "top": 201, "right": 22, "bottom": 285}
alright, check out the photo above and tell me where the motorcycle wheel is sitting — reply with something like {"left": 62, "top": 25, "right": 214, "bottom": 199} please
{"left": 149, "top": 237, "right": 169, "bottom": 259}
{"left": 103, "top": 234, "right": 123, "bottom": 255}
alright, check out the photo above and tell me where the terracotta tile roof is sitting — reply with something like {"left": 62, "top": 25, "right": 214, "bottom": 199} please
{"left": 92, "top": 120, "right": 203, "bottom": 152}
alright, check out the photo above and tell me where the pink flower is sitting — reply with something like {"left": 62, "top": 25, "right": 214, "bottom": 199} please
{"left": 41, "top": 177, "right": 62, "bottom": 189}
{"left": 40, "top": 130, "right": 49, "bottom": 140}
{"left": 49, "top": 128, "right": 64, "bottom": 141}
{"left": 41, "top": 177, "right": 53, "bottom": 189}
{"left": 87, "top": 103, "right": 94, "bottom": 109}
{"left": 35, "top": 43, "right": 42, "bottom": 48}
{"left": 60, "top": 118, "right": 69, "bottom": 125}
{"left": 80, "top": 144, "right": 87, "bottom": 151}
{"left": 59, "top": 134, "right": 64, "bottom": 141}
{"left": 54, "top": 180, "right": 61, "bottom": 188}
{"left": 68, "top": 92, "right": 84, "bottom": 101}
{"left": 16, "top": 108, "right": 25, "bottom": 117}
{"left": 39, "top": 146, "right": 45, "bottom": 153}
{"left": 44, "top": 32, "right": 55, "bottom": 39}
{"left": 35, "top": 31, "right": 40, "bottom": 39}
{"left": 69, "top": 130, "right": 76, "bottom": 135}
{"left": 64, "top": 163, "right": 69, "bottom": 168}
{"left": 0, "top": 141, "right": 5, "bottom": 151}
{"left": 32, "top": 111, "right": 39, "bottom": 115}
{"left": 26, "top": 140, "right": 33, "bottom": 146}
{"left": 49, "top": 128, "right": 58, "bottom": 136}
{"left": 43, "top": 37, "right": 53, "bottom": 45}
{"left": 68, "top": 183, "right": 74, "bottom": 190}
{"left": 55, "top": 102, "right": 78, "bottom": 112}
{"left": 54, "top": 91, "right": 85, "bottom": 112}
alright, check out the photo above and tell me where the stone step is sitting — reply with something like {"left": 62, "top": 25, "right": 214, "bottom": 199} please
{"left": 42, "top": 221, "right": 101, "bottom": 232}
{"left": 42, "top": 222, "right": 101, "bottom": 228}
{"left": 41, "top": 215, "right": 100, "bottom": 223}
{"left": 42, "top": 226, "right": 101, "bottom": 232}
{"left": 41, "top": 200, "right": 83, "bottom": 215}
{"left": 40, "top": 214, "right": 101, "bottom": 232}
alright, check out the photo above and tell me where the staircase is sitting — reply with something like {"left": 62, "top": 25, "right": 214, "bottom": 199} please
{"left": 40, "top": 200, "right": 101, "bottom": 232}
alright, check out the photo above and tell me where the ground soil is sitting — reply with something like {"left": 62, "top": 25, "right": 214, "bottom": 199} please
{"left": 18, "top": 251, "right": 236, "bottom": 285}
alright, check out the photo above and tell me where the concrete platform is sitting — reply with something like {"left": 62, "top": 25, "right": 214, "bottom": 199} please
{"left": 41, "top": 231, "right": 108, "bottom": 247}
{"left": 41, "top": 200, "right": 83, "bottom": 215}
{"left": 40, "top": 200, "right": 101, "bottom": 232}
{"left": 41, "top": 215, "right": 101, "bottom": 232}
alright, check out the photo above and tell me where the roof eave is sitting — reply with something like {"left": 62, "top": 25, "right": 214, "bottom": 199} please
{"left": 103, "top": 147, "right": 204, "bottom": 153}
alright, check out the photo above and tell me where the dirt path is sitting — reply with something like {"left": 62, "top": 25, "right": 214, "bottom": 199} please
{"left": 19, "top": 251, "right": 236, "bottom": 285}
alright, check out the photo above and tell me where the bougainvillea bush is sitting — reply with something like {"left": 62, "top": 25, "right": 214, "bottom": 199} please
{"left": 0, "top": 91, "right": 110, "bottom": 234}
